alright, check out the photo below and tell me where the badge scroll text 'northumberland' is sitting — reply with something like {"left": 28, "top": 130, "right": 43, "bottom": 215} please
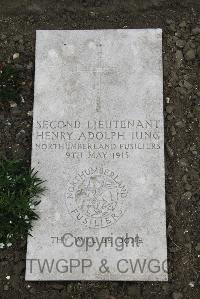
{"left": 66, "top": 167, "right": 128, "bottom": 229}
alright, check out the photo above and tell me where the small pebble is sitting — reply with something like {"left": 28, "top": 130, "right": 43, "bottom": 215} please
{"left": 50, "top": 283, "right": 65, "bottom": 290}
{"left": 184, "top": 49, "right": 196, "bottom": 61}
{"left": 171, "top": 126, "right": 176, "bottom": 136}
{"left": 172, "top": 291, "right": 183, "bottom": 299}
{"left": 195, "top": 243, "right": 200, "bottom": 251}
{"left": 192, "top": 27, "right": 200, "bottom": 35}
{"left": 189, "top": 281, "right": 194, "bottom": 288}
{"left": 197, "top": 46, "right": 200, "bottom": 58}
{"left": 179, "top": 21, "right": 187, "bottom": 28}
{"left": 183, "top": 80, "right": 193, "bottom": 90}
{"left": 9, "top": 101, "right": 17, "bottom": 108}
{"left": 27, "top": 110, "right": 33, "bottom": 117}
{"left": 166, "top": 143, "right": 174, "bottom": 157}
{"left": 3, "top": 285, "right": 9, "bottom": 291}
{"left": 175, "top": 121, "right": 185, "bottom": 128}
{"left": 184, "top": 183, "right": 192, "bottom": 191}
{"left": 175, "top": 50, "right": 184, "bottom": 66}
{"left": 166, "top": 105, "right": 174, "bottom": 114}
{"left": 176, "top": 39, "right": 185, "bottom": 48}
{"left": 181, "top": 191, "right": 192, "bottom": 200}
{"left": 13, "top": 53, "right": 20, "bottom": 59}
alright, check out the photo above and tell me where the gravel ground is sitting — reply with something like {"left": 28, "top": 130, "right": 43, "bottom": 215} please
{"left": 0, "top": 1, "right": 200, "bottom": 298}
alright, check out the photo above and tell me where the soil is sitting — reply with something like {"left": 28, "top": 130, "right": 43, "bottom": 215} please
{"left": 0, "top": 0, "right": 200, "bottom": 298}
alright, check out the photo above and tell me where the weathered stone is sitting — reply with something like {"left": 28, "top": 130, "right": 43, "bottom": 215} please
{"left": 26, "top": 29, "right": 167, "bottom": 281}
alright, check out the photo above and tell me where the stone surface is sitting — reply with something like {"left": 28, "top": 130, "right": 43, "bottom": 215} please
{"left": 26, "top": 29, "right": 167, "bottom": 281}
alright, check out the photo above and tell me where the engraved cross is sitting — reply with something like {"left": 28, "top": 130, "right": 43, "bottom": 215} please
{"left": 76, "top": 42, "right": 116, "bottom": 112}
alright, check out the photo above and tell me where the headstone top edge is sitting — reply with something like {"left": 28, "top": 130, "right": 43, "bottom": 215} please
{"left": 36, "top": 28, "right": 162, "bottom": 34}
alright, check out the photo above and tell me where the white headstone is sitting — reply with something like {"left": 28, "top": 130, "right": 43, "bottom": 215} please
{"left": 26, "top": 29, "right": 167, "bottom": 281}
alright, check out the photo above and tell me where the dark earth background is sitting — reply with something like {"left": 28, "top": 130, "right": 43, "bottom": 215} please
{"left": 0, "top": 0, "right": 200, "bottom": 298}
